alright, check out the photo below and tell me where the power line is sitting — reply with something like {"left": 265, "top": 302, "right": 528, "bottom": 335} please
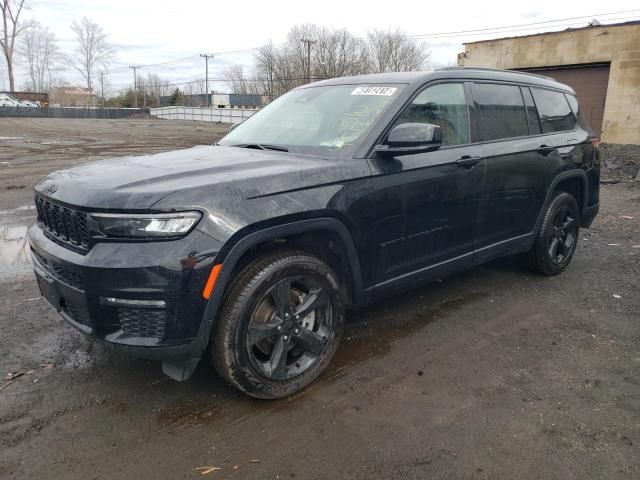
{"left": 423, "top": 14, "right": 640, "bottom": 41}
{"left": 409, "top": 8, "right": 640, "bottom": 38}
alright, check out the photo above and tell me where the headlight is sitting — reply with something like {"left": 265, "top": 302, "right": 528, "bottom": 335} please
{"left": 90, "top": 212, "right": 201, "bottom": 239}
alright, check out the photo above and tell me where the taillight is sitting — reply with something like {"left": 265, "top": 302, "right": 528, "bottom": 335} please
{"left": 591, "top": 138, "right": 600, "bottom": 168}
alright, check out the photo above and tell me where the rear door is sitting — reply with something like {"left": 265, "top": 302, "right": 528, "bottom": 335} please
{"left": 471, "top": 82, "right": 554, "bottom": 260}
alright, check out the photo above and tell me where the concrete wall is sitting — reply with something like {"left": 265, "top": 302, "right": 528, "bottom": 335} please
{"left": 150, "top": 106, "right": 258, "bottom": 124}
{"left": 459, "top": 23, "right": 640, "bottom": 144}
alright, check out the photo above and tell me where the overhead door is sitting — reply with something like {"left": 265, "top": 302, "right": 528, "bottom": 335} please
{"left": 518, "top": 63, "right": 610, "bottom": 138}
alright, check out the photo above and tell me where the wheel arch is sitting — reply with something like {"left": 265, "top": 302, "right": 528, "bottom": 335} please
{"left": 536, "top": 169, "right": 589, "bottom": 231}
{"left": 198, "top": 217, "right": 364, "bottom": 345}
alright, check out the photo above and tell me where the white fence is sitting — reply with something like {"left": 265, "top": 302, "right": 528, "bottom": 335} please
{"left": 150, "top": 106, "right": 259, "bottom": 124}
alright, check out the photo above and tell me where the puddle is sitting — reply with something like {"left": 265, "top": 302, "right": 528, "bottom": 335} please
{"left": 0, "top": 225, "right": 31, "bottom": 279}
{"left": 328, "top": 290, "right": 489, "bottom": 373}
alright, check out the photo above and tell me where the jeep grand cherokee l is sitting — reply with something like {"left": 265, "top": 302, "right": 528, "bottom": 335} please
{"left": 28, "top": 68, "right": 600, "bottom": 398}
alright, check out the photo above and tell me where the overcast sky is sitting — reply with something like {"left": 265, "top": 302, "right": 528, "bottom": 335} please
{"left": 3, "top": 0, "right": 639, "bottom": 94}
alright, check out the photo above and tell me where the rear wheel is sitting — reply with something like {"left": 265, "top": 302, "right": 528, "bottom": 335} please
{"left": 526, "top": 191, "right": 580, "bottom": 275}
{"left": 211, "top": 250, "right": 345, "bottom": 399}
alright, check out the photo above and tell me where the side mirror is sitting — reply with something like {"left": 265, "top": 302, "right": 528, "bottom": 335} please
{"left": 374, "top": 122, "right": 442, "bottom": 156}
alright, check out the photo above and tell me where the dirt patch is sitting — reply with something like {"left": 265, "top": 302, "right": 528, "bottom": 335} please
{"left": 599, "top": 143, "right": 640, "bottom": 183}
{"left": 0, "top": 119, "right": 638, "bottom": 479}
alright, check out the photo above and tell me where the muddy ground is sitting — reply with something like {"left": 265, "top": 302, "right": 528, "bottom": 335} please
{"left": 1, "top": 118, "right": 639, "bottom": 479}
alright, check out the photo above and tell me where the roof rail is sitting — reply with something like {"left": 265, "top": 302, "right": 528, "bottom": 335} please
{"left": 439, "top": 66, "right": 554, "bottom": 81}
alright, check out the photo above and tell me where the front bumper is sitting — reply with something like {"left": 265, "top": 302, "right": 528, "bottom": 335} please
{"left": 28, "top": 222, "right": 223, "bottom": 362}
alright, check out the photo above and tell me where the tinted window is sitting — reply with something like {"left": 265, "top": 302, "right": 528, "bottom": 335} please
{"left": 522, "top": 87, "right": 541, "bottom": 135}
{"left": 472, "top": 83, "right": 528, "bottom": 141}
{"left": 531, "top": 88, "right": 576, "bottom": 133}
{"left": 395, "top": 83, "right": 469, "bottom": 146}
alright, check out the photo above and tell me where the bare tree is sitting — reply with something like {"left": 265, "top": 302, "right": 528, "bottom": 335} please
{"left": 67, "top": 17, "right": 113, "bottom": 106}
{"left": 21, "top": 21, "right": 59, "bottom": 91}
{"left": 365, "top": 29, "right": 430, "bottom": 73}
{"left": 1, "top": 0, "right": 31, "bottom": 92}
{"left": 222, "top": 64, "right": 251, "bottom": 95}
{"left": 184, "top": 77, "right": 205, "bottom": 96}
{"left": 144, "top": 72, "right": 170, "bottom": 106}
{"left": 250, "top": 24, "right": 430, "bottom": 101}
{"left": 255, "top": 41, "right": 277, "bottom": 101}
{"left": 313, "top": 27, "right": 368, "bottom": 79}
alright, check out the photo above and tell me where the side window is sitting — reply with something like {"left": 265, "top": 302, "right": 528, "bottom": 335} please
{"left": 395, "top": 83, "right": 469, "bottom": 146}
{"left": 522, "top": 87, "right": 542, "bottom": 135}
{"left": 472, "top": 83, "right": 528, "bottom": 141}
{"left": 531, "top": 88, "right": 576, "bottom": 133}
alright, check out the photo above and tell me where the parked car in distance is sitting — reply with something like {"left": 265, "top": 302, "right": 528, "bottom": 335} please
{"left": 0, "top": 93, "right": 20, "bottom": 107}
{"left": 28, "top": 68, "right": 600, "bottom": 398}
{"left": 19, "top": 99, "right": 40, "bottom": 108}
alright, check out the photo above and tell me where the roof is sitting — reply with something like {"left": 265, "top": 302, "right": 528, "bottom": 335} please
{"left": 308, "top": 68, "right": 574, "bottom": 93}
{"left": 464, "top": 19, "right": 640, "bottom": 45}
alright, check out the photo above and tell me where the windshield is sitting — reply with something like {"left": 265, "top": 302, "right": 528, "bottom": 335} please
{"left": 219, "top": 84, "right": 404, "bottom": 156}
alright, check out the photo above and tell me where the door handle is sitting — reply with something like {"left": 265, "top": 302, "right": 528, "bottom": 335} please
{"left": 456, "top": 155, "right": 482, "bottom": 169}
{"left": 537, "top": 145, "right": 555, "bottom": 156}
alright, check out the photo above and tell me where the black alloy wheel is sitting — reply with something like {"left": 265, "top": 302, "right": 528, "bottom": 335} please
{"left": 547, "top": 205, "right": 578, "bottom": 266}
{"left": 246, "top": 275, "right": 332, "bottom": 381}
{"left": 212, "top": 250, "right": 345, "bottom": 399}
{"left": 526, "top": 191, "right": 580, "bottom": 276}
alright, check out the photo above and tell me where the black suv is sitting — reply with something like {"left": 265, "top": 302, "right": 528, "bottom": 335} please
{"left": 29, "top": 68, "right": 599, "bottom": 398}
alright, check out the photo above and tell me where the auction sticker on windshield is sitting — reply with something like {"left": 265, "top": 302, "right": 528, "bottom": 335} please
{"left": 351, "top": 86, "right": 397, "bottom": 96}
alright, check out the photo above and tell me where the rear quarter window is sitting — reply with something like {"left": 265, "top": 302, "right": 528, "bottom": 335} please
{"left": 565, "top": 93, "right": 594, "bottom": 137}
{"left": 472, "top": 83, "right": 529, "bottom": 142}
{"left": 531, "top": 88, "right": 577, "bottom": 133}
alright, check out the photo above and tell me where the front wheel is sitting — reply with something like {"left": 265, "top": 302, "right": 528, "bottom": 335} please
{"left": 211, "top": 250, "right": 345, "bottom": 399}
{"left": 526, "top": 191, "right": 580, "bottom": 276}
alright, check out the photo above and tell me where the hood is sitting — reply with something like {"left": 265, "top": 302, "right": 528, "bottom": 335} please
{"left": 33, "top": 145, "right": 333, "bottom": 210}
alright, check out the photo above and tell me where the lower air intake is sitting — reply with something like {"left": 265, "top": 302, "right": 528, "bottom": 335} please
{"left": 117, "top": 308, "right": 167, "bottom": 340}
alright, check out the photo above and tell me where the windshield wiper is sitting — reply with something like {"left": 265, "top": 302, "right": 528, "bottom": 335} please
{"left": 232, "top": 143, "right": 289, "bottom": 152}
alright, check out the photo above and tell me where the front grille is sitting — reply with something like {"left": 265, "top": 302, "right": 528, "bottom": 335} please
{"left": 118, "top": 308, "right": 167, "bottom": 340}
{"left": 35, "top": 195, "right": 90, "bottom": 250}
{"left": 32, "top": 249, "right": 85, "bottom": 290}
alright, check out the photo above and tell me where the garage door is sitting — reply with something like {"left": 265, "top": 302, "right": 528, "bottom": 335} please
{"left": 518, "top": 63, "right": 610, "bottom": 138}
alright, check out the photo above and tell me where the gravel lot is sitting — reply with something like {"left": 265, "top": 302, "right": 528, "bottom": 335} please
{"left": 1, "top": 118, "right": 639, "bottom": 479}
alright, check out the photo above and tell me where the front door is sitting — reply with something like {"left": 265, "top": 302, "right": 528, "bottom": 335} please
{"left": 368, "top": 82, "right": 484, "bottom": 284}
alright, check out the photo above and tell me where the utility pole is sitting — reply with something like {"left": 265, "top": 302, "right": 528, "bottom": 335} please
{"left": 129, "top": 65, "right": 140, "bottom": 108}
{"left": 301, "top": 39, "right": 317, "bottom": 84}
{"left": 200, "top": 54, "right": 214, "bottom": 107}
{"left": 99, "top": 71, "right": 105, "bottom": 108}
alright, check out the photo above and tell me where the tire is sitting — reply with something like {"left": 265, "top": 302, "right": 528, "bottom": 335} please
{"left": 526, "top": 191, "right": 580, "bottom": 276}
{"left": 211, "top": 250, "right": 345, "bottom": 399}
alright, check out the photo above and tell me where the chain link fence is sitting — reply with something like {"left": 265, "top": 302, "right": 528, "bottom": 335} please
{"left": 0, "top": 107, "right": 149, "bottom": 119}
